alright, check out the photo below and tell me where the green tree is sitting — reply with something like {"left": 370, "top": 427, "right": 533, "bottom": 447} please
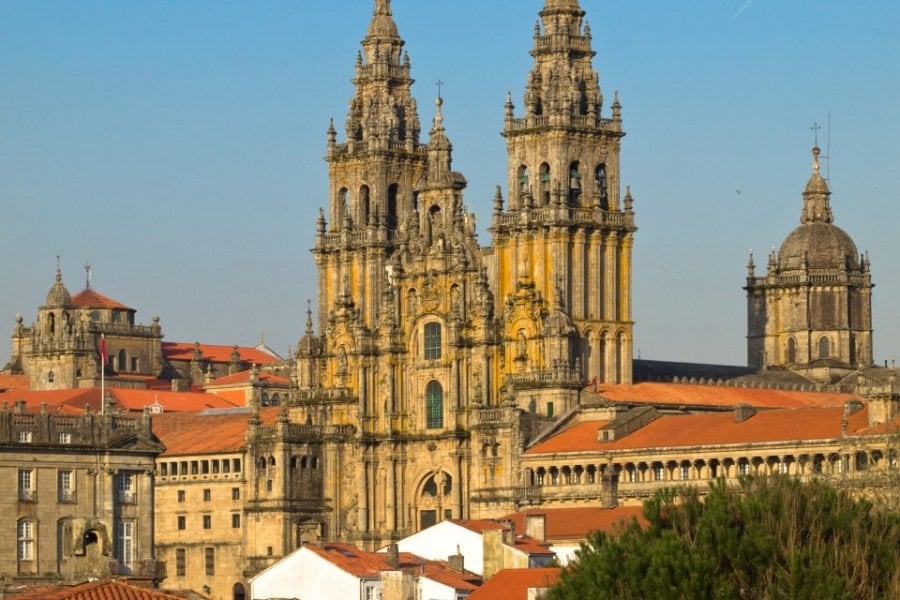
{"left": 547, "top": 477, "right": 900, "bottom": 600}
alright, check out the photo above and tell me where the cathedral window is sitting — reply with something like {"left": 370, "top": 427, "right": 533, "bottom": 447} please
{"left": 338, "top": 188, "right": 349, "bottom": 225}
{"left": 518, "top": 165, "right": 530, "bottom": 197}
{"left": 359, "top": 185, "right": 371, "bottom": 225}
{"left": 818, "top": 336, "right": 830, "bottom": 359}
{"left": 425, "top": 380, "right": 444, "bottom": 429}
{"left": 568, "top": 161, "right": 581, "bottom": 206}
{"left": 539, "top": 162, "right": 551, "bottom": 205}
{"left": 387, "top": 183, "right": 399, "bottom": 230}
{"left": 786, "top": 337, "right": 797, "bottom": 364}
{"left": 48, "top": 312, "right": 56, "bottom": 334}
{"left": 424, "top": 323, "right": 442, "bottom": 360}
{"left": 595, "top": 164, "right": 609, "bottom": 210}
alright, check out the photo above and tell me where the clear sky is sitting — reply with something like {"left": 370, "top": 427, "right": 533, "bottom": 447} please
{"left": 1, "top": 0, "right": 898, "bottom": 367}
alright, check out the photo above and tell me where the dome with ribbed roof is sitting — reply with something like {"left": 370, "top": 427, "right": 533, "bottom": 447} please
{"left": 777, "top": 148, "right": 859, "bottom": 272}
{"left": 44, "top": 267, "right": 72, "bottom": 308}
{"left": 778, "top": 222, "right": 859, "bottom": 271}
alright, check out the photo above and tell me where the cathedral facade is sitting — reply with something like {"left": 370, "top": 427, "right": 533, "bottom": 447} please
{"left": 293, "top": 0, "right": 634, "bottom": 549}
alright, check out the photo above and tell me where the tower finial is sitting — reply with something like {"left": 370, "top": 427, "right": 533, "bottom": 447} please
{"left": 55, "top": 256, "right": 62, "bottom": 283}
{"left": 84, "top": 259, "right": 92, "bottom": 290}
{"left": 812, "top": 145, "right": 821, "bottom": 172}
{"left": 374, "top": 0, "right": 391, "bottom": 16}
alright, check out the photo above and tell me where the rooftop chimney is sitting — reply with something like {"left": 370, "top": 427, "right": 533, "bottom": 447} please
{"left": 387, "top": 543, "right": 400, "bottom": 568}
{"left": 524, "top": 513, "right": 546, "bottom": 542}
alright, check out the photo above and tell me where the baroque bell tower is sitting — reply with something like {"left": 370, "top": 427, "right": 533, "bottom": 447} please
{"left": 491, "top": 0, "right": 636, "bottom": 386}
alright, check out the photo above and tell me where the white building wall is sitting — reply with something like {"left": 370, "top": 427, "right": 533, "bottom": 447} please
{"left": 251, "top": 547, "right": 360, "bottom": 600}
{"left": 418, "top": 577, "right": 457, "bottom": 600}
{"left": 390, "top": 522, "right": 486, "bottom": 576}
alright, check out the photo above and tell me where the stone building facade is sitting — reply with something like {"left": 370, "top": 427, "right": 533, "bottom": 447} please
{"left": 294, "top": 0, "right": 635, "bottom": 551}
{"left": 3, "top": 268, "right": 281, "bottom": 392}
{"left": 0, "top": 401, "right": 161, "bottom": 586}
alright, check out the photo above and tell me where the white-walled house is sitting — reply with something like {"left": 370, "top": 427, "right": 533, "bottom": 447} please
{"left": 385, "top": 520, "right": 555, "bottom": 578}
{"left": 250, "top": 543, "right": 479, "bottom": 600}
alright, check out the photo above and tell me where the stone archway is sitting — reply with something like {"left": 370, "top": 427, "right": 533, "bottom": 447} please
{"left": 415, "top": 470, "right": 453, "bottom": 530}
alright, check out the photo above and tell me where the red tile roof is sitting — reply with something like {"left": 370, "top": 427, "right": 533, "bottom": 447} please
{"left": 151, "top": 408, "right": 280, "bottom": 455}
{"left": 12, "top": 580, "right": 188, "bottom": 600}
{"left": 450, "top": 520, "right": 555, "bottom": 556}
{"left": 207, "top": 369, "right": 291, "bottom": 387}
{"left": 0, "top": 387, "right": 239, "bottom": 415}
{"left": 71, "top": 288, "right": 133, "bottom": 310}
{"left": 526, "top": 405, "right": 871, "bottom": 455}
{"left": 468, "top": 568, "right": 560, "bottom": 600}
{"left": 162, "top": 342, "right": 279, "bottom": 365}
{"left": 500, "top": 506, "right": 647, "bottom": 542}
{"left": 0, "top": 374, "right": 29, "bottom": 391}
{"left": 589, "top": 382, "right": 862, "bottom": 409}
{"left": 305, "top": 544, "right": 479, "bottom": 591}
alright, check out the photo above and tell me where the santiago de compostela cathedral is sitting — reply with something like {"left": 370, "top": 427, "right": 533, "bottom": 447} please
{"left": 3, "top": 1, "right": 893, "bottom": 584}
{"left": 292, "top": 0, "right": 636, "bottom": 545}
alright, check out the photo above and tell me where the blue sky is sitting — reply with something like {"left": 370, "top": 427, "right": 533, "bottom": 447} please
{"left": 1, "top": 0, "right": 898, "bottom": 367}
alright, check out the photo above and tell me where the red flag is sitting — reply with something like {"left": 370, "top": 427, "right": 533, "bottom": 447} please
{"left": 100, "top": 334, "right": 108, "bottom": 366}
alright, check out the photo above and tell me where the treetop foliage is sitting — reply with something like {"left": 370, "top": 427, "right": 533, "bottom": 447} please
{"left": 547, "top": 477, "right": 900, "bottom": 600}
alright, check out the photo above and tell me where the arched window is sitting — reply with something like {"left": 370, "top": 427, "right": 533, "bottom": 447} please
{"left": 424, "top": 323, "right": 442, "bottom": 360}
{"left": 48, "top": 312, "right": 56, "bottom": 334}
{"left": 849, "top": 334, "right": 857, "bottom": 365}
{"left": 518, "top": 165, "right": 529, "bottom": 196}
{"left": 359, "top": 185, "right": 370, "bottom": 225}
{"left": 233, "top": 583, "right": 246, "bottom": 600}
{"left": 425, "top": 381, "right": 443, "bottom": 429}
{"left": 568, "top": 161, "right": 581, "bottom": 205}
{"left": 387, "top": 184, "right": 399, "bottom": 230}
{"left": 118, "top": 349, "right": 126, "bottom": 371}
{"left": 615, "top": 331, "right": 625, "bottom": 384}
{"left": 338, "top": 188, "right": 349, "bottom": 225}
{"left": 539, "top": 163, "right": 551, "bottom": 205}
{"left": 596, "top": 164, "right": 609, "bottom": 210}
{"left": 818, "top": 336, "right": 830, "bottom": 359}
{"left": 785, "top": 337, "right": 797, "bottom": 364}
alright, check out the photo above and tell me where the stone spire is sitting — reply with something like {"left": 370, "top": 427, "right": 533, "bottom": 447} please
{"left": 800, "top": 146, "right": 833, "bottom": 224}
{"left": 341, "top": 0, "right": 420, "bottom": 151}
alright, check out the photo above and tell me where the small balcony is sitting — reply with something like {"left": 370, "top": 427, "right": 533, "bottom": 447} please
{"left": 58, "top": 489, "right": 77, "bottom": 503}
{"left": 18, "top": 488, "right": 37, "bottom": 503}
{"left": 118, "top": 490, "right": 136, "bottom": 504}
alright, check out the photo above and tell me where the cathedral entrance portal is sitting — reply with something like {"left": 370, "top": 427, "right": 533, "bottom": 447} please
{"left": 416, "top": 471, "right": 452, "bottom": 530}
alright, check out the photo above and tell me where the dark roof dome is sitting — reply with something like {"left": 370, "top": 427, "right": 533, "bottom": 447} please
{"left": 777, "top": 147, "right": 860, "bottom": 272}
{"left": 45, "top": 267, "right": 72, "bottom": 308}
{"left": 778, "top": 222, "right": 859, "bottom": 271}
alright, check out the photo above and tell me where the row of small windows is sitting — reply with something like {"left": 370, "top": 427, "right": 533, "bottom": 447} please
{"left": 785, "top": 336, "right": 854, "bottom": 363}
{"left": 174, "top": 547, "right": 228, "bottom": 579}
{"left": 18, "top": 469, "right": 134, "bottom": 503}
{"left": 16, "top": 431, "right": 72, "bottom": 444}
{"left": 160, "top": 458, "right": 241, "bottom": 477}
{"left": 176, "top": 513, "right": 241, "bottom": 531}
{"left": 517, "top": 162, "right": 609, "bottom": 208}
{"left": 175, "top": 487, "right": 241, "bottom": 503}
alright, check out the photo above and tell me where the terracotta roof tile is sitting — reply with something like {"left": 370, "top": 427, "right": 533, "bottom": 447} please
{"left": 469, "top": 568, "right": 560, "bottom": 600}
{"left": 590, "top": 382, "right": 862, "bottom": 409}
{"left": 0, "top": 387, "right": 239, "bottom": 414}
{"left": 306, "top": 544, "right": 479, "bottom": 590}
{"left": 162, "top": 342, "right": 279, "bottom": 365}
{"left": 0, "top": 374, "right": 29, "bottom": 391}
{"left": 13, "top": 580, "right": 188, "bottom": 600}
{"left": 71, "top": 288, "right": 133, "bottom": 310}
{"left": 151, "top": 408, "right": 280, "bottom": 455}
{"left": 500, "top": 506, "right": 647, "bottom": 541}
{"left": 449, "top": 520, "right": 554, "bottom": 555}
{"left": 527, "top": 405, "right": 870, "bottom": 455}
{"left": 206, "top": 369, "right": 291, "bottom": 387}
